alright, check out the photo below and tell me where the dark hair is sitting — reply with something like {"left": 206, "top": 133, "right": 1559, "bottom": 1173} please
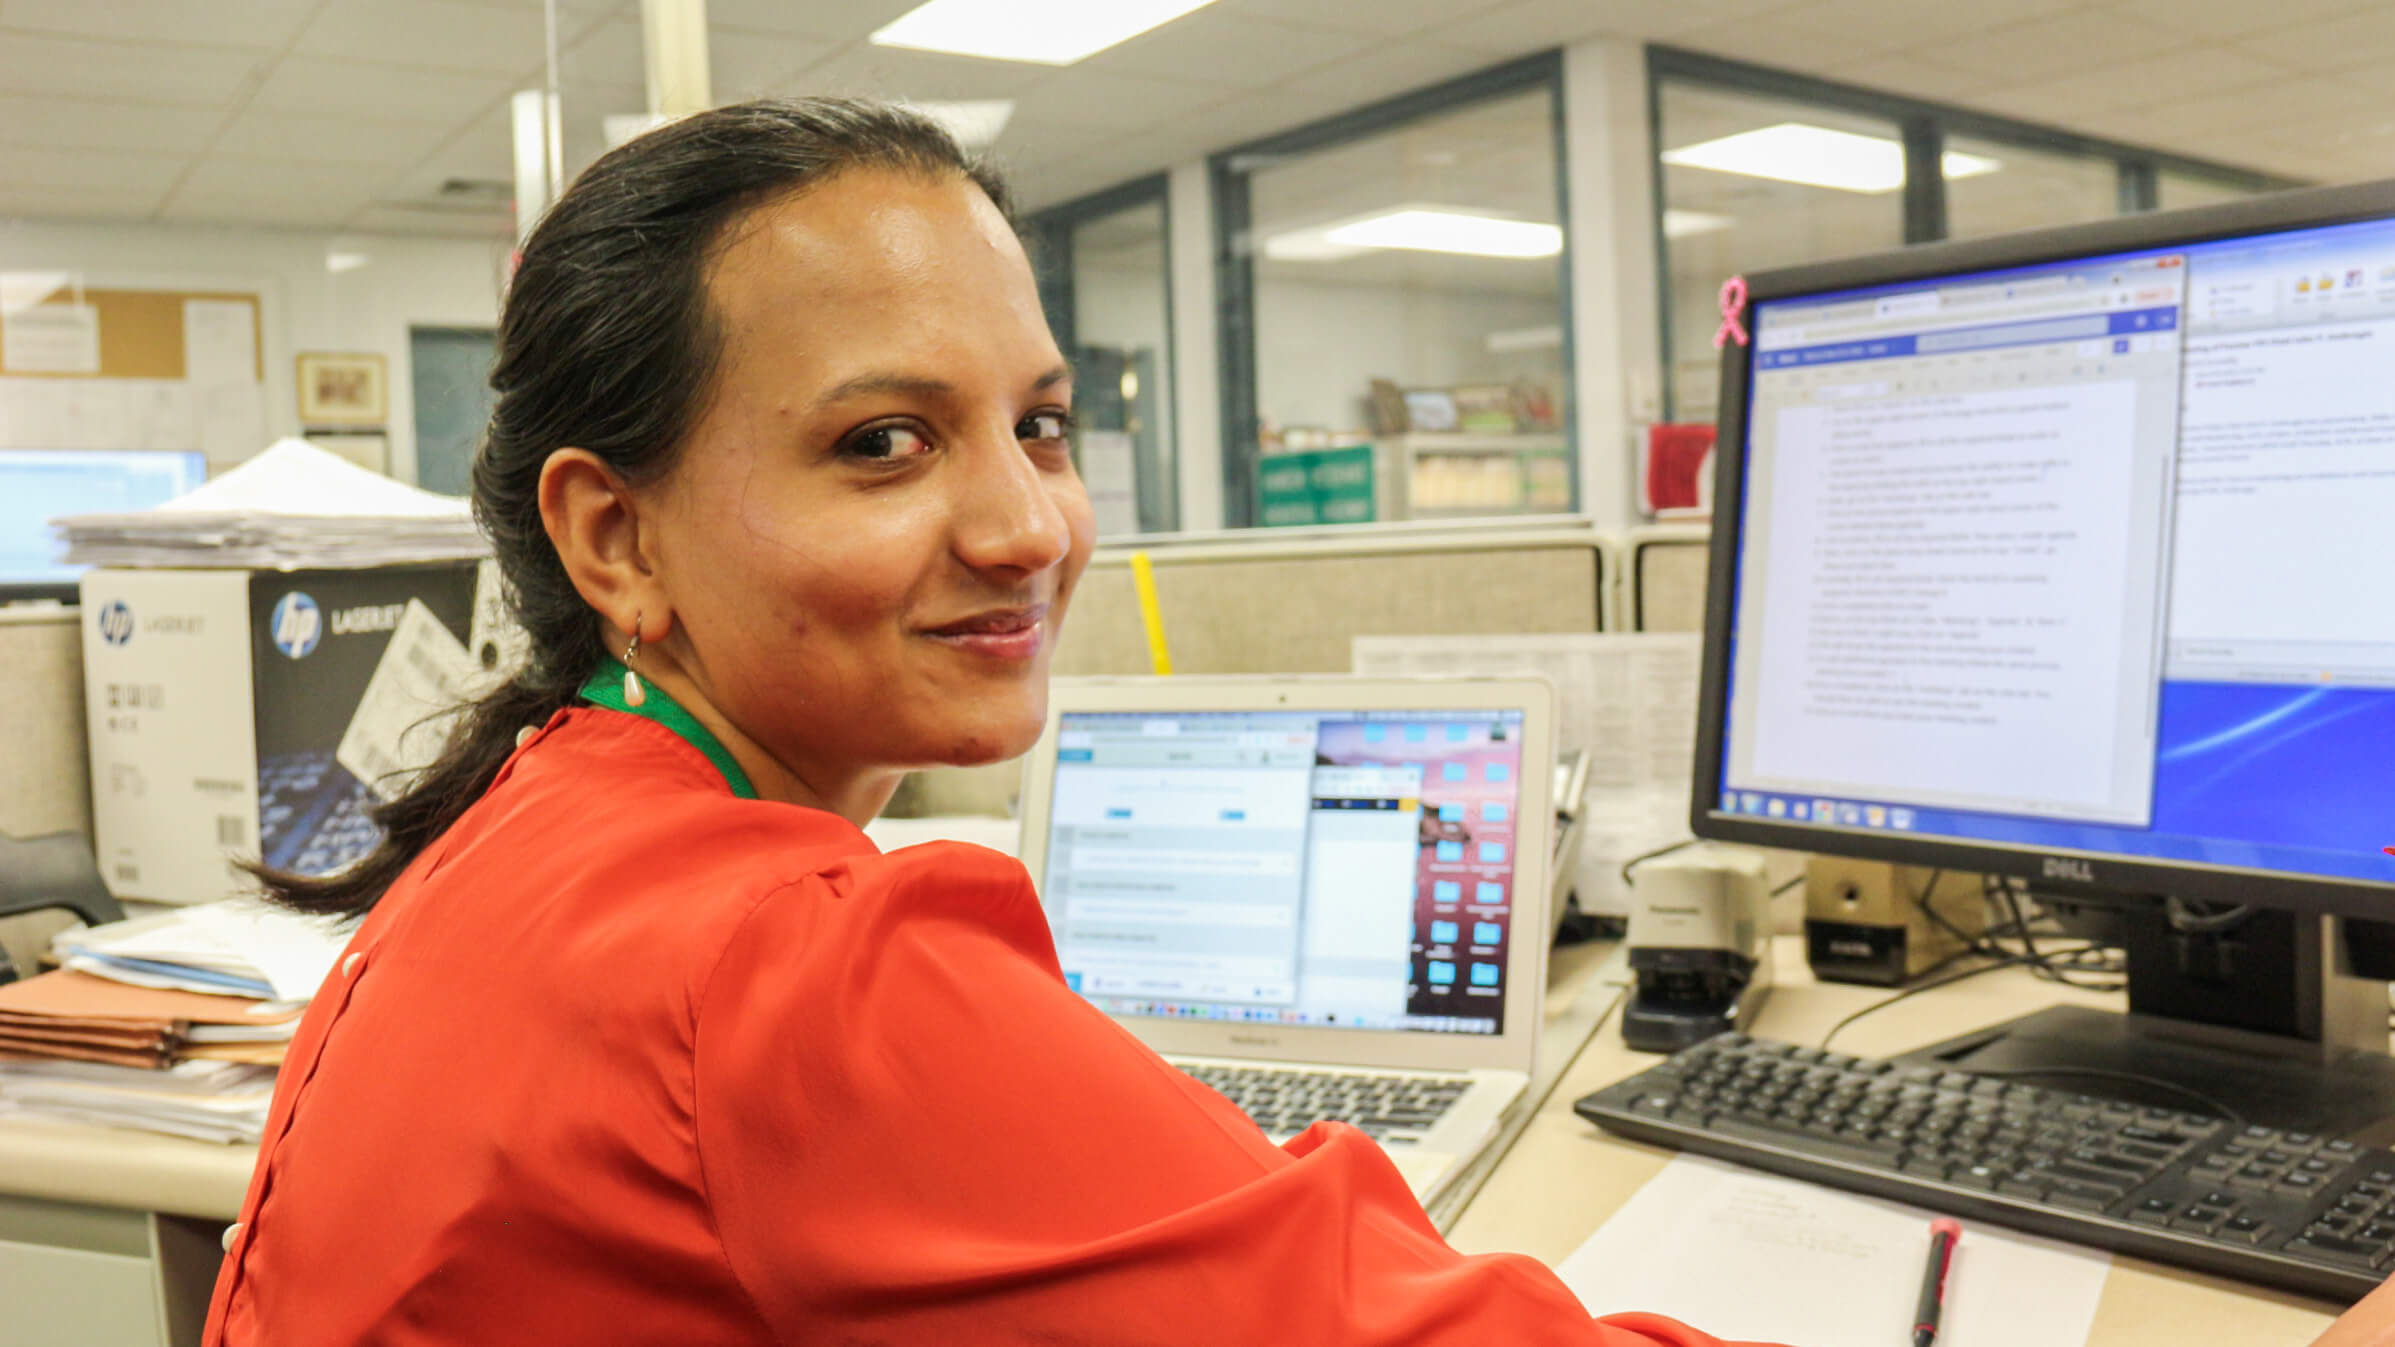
{"left": 255, "top": 98, "right": 1015, "bottom": 920}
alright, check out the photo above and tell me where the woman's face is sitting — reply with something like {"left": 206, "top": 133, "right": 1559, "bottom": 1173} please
{"left": 643, "top": 168, "right": 1094, "bottom": 783}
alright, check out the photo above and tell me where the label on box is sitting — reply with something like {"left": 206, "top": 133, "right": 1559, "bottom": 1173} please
{"left": 337, "top": 598, "right": 480, "bottom": 801}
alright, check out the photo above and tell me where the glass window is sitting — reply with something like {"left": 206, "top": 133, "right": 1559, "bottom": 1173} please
{"left": 1943, "top": 135, "right": 2121, "bottom": 240}
{"left": 1063, "top": 197, "right": 1177, "bottom": 537}
{"left": 1657, "top": 84, "right": 1906, "bottom": 423}
{"left": 2159, "top": 170, "right": 2266, "bottom": 213}
{"left": 1234, "top": 83, "right": 1570, "bottom": 526}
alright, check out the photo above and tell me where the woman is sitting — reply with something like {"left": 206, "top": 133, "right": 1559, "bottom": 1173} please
{"left": 203, "top": 100, "right": 2391, "bottom": 1347}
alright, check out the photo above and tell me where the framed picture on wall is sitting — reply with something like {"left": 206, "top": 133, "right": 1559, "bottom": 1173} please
{"left": 295, "top": 352, "right": 387, "bottom": 426}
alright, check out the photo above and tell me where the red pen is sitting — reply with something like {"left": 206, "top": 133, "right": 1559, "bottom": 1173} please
{"left": 1913, "top": 1218, "right": 1961, "bottom": 1347}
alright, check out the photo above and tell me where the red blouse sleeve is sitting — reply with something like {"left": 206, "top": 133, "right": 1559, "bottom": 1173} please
{"left": 690, "top": 843, "right": 1770, "bottom": 1347}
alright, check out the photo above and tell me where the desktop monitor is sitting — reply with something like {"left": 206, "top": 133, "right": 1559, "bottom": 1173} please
{"left": 0, "top": 449, "right": 206, "bottom": 601}
{"left": 1691, "top": 179, "right": 2395, "bottom": 1133}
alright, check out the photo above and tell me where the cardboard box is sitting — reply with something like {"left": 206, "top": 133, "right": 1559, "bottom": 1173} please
{"left": 79, "top": 562, "right": 490, "bottom": 905}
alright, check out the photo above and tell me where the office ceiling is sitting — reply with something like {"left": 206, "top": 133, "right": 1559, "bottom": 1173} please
{"left": 0, "top": 0, "right": 2389, "bottom": 239}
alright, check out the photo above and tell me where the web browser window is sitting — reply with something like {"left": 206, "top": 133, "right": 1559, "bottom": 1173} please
{"left": 1043, "top": 709, "right": 1526, "bottom": 1036}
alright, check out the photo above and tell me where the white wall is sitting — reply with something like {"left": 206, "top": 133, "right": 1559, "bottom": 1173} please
{"left": 0, "top": 218, "right": 509, "bottom": 484}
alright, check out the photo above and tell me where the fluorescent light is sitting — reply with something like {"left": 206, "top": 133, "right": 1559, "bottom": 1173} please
{"left": 1323, "top": 209, "right": 1562, "bottom": 259}
{"left": 1261, "top": 229, "right": 1370, "bottom": 263}
{"left": 324, "top": 252, "right": 371, "bottom": 274}
{"left": 1485, "top": 324, "right": 1562, "bottom": 353}
{"left": 1662, "top": 122, "right": 2000, "bottom": 194}
{"left": 905, "top": 99, "right": 1015, "bottom": 147}
{"left": 1662, "top": 209, "right": 1733, "bottom": 239}
{"left": 873, "top": 0, "right": 1218, "bottom": 65}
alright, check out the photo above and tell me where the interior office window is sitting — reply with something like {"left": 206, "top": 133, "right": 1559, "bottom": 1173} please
{"left": 1235, "top": 78, "right": 1570, "bottom": 527}
{"left": 2158, "top": 170, "right": 2266, "bottom": 213}
{"left": 1943, "top": 136, "right": 2121, "bottom": 241}
{"left": 1657, "top": 84, "right": 1905, "bottom": 424}
{"left": 1065, "top": 197, "right": 1178, "bottom": 537}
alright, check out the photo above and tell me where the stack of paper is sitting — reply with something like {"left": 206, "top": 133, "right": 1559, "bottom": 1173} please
{"left": 0, "top": 970, "right": 302, "bottom": 1068}
{"left": 0, "top": 1059, "right": 278, "bottom": 1144}
{"left": 51, "top": 438, "right": 489, "bottom": 569}
{"left": 57, "top": 898, "right": 350, "bottom": 1003}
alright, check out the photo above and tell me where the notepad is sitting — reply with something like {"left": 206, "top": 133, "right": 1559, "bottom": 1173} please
{"left": 1555, "top": 1156, "right": 2109, "bottom": 1347}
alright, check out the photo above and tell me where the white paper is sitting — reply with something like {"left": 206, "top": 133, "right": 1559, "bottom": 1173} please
{"left": 466, "top": 558, "right": 530, "bottom": 693}
{"left": 181, "top": 299, "right": 256, "bottom": 387}
{"left": 2, "top": 303, "right": 100, "bottom": 374}
{"left": 1353, "top": 633, "right": 1703, "bottom": 914}
{"left": 338, "top": 598, "right": 479, "bottom": 801}
{"left": 0, "top": 375, "right": 196, "bottom": 451}
{"left": 195, "top": 381, "right": 267, "bottom": 467}
{"left": 60, "top": 897, "right": 351, "bottom": 1003}
{"left": 1079, "top": 428, "right": 1139, "bottom": 536}
{"left": 1557, "top": 1156, "right": 2110, "bottom": 1347}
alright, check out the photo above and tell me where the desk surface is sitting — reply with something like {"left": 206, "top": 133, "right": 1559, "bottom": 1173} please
{"left": 0, "top": 934, "right": 2351, "bottom": 1341}
{"left": 1451, "top": 933, "right": 2344, "bottom": 1344}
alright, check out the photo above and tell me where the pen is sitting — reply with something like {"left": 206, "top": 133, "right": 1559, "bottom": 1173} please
{"left": 1913, "top": 1217, "right": 1960, "bottom": 1347}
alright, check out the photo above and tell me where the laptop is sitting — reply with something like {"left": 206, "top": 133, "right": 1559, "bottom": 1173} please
{"left": 1017, "top": 674, "right": 1558, "bottom": 1205}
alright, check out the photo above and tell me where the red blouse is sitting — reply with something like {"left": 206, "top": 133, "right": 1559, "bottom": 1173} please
{"left": 205, "top": 704, "right": 1761, "bottom": 1346}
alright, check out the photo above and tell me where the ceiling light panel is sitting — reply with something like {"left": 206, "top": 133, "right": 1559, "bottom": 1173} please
{"left": 1662, "top": 123, "right": 2001, "bottom": 195}
{"left": 1322, "top": 209, "right": 1563, "bottom": 259}
{"left": 873, "top": 0, "right": 1219, "bottom": 66}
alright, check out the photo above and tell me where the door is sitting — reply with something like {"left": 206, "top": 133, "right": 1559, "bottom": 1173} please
{"left": 408, "top": 327, "right": 496, "bottom": 497}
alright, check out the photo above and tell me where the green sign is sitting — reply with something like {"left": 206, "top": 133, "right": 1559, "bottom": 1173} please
{"left": 1255, "top": 444, "right": 1375, "bottom": 527}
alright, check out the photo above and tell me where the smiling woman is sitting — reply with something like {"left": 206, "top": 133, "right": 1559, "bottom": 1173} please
{"left": 201, "top": 98, "right": 1756, "bottom": 1347}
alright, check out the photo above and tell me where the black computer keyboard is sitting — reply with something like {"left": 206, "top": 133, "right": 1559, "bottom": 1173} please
{"left": 1576, "top": 1033, "right": 2395, "bottom": 1303}
{"left": 1179, "top": 1062, "right": 1467, "bottom": 1143}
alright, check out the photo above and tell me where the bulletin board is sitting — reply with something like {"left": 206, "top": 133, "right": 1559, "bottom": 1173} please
{"left": 0, "top": 288, "right": 268, "bottom": 465}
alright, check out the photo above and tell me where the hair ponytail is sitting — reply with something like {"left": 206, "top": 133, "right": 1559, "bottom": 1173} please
{"left": 248, "top": 99, "right": 1013, "bottom": 921}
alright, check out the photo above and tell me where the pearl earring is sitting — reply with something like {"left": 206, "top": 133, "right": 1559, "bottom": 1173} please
{"left": 622, "top": 618, "right": 646, "bottom": 708}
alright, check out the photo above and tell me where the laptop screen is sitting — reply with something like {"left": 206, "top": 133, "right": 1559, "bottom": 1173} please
{"left": 1040, "top": 707, "right": 1528, "bottom": 1037}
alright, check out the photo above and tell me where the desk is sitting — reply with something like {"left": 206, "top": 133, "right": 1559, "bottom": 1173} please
{"left": 1451, "top": 933, "right": 2344, "bottom": 1344}
{"left": 0, "top": 933, "right": 2351, "bottom": 1345}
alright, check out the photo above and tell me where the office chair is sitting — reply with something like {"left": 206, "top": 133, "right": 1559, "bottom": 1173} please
{"left": 0, "top": 832, "right": 126, "bottom": 985}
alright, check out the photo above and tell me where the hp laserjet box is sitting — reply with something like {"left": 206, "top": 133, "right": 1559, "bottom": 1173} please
{"left": 79, "top": 561, "right": 506, "bottom": 905}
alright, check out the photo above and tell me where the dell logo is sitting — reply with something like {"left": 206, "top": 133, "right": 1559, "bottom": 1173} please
{"left": 2042, "top": 857, "right": 2095, "bottom": 883}
{"left": 270, "top": 592, "right": 322, "bottom": 659}
{"left": 97, "top": 601, "right": 133, "bottom": 646}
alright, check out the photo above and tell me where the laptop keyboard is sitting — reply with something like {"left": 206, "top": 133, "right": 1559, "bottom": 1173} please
{"left": 1179, "top": 1062, "right": 1470, "bottom": 1143}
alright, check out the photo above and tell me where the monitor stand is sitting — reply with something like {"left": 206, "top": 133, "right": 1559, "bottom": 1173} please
{"left": 1894, "top": 900, "right": 2395, "bottom": 1144}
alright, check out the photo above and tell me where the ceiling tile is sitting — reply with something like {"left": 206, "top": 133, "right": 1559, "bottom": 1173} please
{"left": 1672, "top": 14, "right": 1913, "bottom": 71}
{"left": 559, "top": 15, "right": 645, "bottom": 88}
{"left": 1910, "top": 9, "right": 2190, "bottom": 84}
{"left": 2110, "top": 0, "right": 2383, "bottom": 41}
{"left": 706, "top": 0, "right": 913, "bottom": 42}
{"left": 0, "top": 95, "right": 226, "bottom": 155}
{"left": 173, "top": 155, "right": 404, "bottom": 202}
{"left": 1965, "top": 46, "right": 2295, "bottom": 128}
{"left": 0, "top": 144, "right": 189, "bottom": 193}
{"left": 712, "top": 29, "right": 845, "bottom": 100}
{"left": 1216, "top": 0, "right": 1512, "bottom": 37}
{"left": 0, "top": 31, "right": 269, "bottom": 105}
{"left": 161, "top": 190, "right": 366, "bottom": 230}
{"left": 212, "top": 110, "right": 457, "bottom": 167}
{"left": 1426, "top": 0, "right": 1770, "bottom": 55}
{"left": 250, "top": 57, "right": 517, "bottom": 124}
{"left": 1003, "top": 68, "right": 1240, "bottom": 142}
{"left": 2236, "top": 6, "right": 2395, "bottom": 72}
{"left": 0, "top": 0, "right": 322, "bottom": 49}
{"left": 296, "top": 0, "right": 552, "bottom": 76}
{"left": 0, "top": 183, "right": 173, "bottom": 221}
{"left": 1079, "top": 11, "right": 1377, "bottom": 89}
{"left": 1819, "top": 53, "right": 2014, "bottom": 102}
{"left": 781, "top": 41, "right": 1048, "bottom": 101}
{"left": 1771, "top": 0, "right": 2079, "bottom": 48}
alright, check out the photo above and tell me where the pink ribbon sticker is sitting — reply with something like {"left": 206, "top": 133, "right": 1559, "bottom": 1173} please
{"left": 1713, "top": 275, "right": 1750, "bottom": 350}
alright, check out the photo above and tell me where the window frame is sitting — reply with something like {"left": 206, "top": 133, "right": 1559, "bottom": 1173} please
{"left": 1647, "top": 45, "right": 2300, "bottom": 421}
{"left": 1021, "top": 173, "right": 1180, "bottom": 533}
{"left": 1209, "top": 50, "right": 1575, "bottom": 528}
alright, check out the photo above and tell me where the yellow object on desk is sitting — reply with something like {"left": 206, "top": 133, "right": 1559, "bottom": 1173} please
{"left": 1128, "top": 549, "right": 1173, "bottom": 675}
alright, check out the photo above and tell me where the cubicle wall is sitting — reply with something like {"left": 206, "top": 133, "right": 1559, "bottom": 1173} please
{"left": 888, "top": 519, "right": 1617, "bottom": 817}
{"left": 0, "top": 609, "right": 91, "bottom": 842}
{"left": 1625, "top": 523, "right": 1711, "bottom": 634}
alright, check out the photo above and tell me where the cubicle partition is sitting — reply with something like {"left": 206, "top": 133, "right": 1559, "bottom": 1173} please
{"left": 1624, "top": 523, "right": 1711, "bottom": 634}
{"left": 889, "top": 518, "right": 1618, "bottom": 817}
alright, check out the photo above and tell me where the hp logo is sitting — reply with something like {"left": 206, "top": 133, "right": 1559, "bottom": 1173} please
{"left": 97, "top": 601, "right": 133, "bottom": 646}
{"left": 270, "top": 592, "right": 322, "bottom": 659}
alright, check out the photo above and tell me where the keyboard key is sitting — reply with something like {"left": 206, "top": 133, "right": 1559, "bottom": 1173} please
{"left": 2288, "top": 1236, "right": 2386, "bottom": 1273}
{"left": 2221, "top": 1216, "right": 2270, "bottom": 1244}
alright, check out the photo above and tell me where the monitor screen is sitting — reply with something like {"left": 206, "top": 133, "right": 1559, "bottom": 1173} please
{"left": 0, "top": 449, "right": 206, "bottom": 584}
{"left": 1715, "top": 208, "right": 2395, "bottom": 888}
{"left": 1040, "top": 708, "right": 1527, "bottom": 1036}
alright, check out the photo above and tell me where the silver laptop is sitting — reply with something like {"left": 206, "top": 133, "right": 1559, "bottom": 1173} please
{"left": 1018, "top": 675, "right": 1557, "bottom": 1205}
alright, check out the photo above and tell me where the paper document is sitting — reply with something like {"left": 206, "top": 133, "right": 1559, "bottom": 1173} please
{"left": 338, "top": 598, "right": 479, "bottom": 800}
{"left": 1557, "top": 1156, "right": 2109, "bottom": 1347}
{"left": 1352, "top": 633, "right": 1703, "bottom": 914}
